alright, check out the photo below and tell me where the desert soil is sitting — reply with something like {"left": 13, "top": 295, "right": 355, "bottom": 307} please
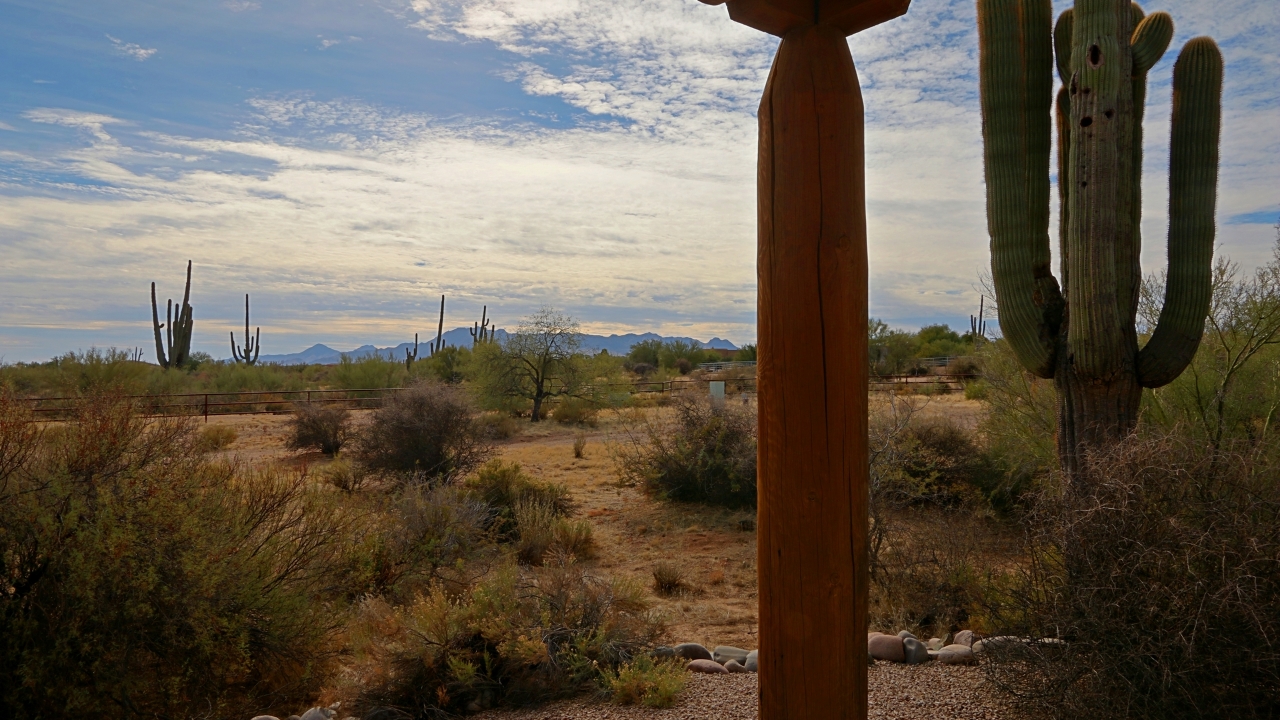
{"left": 210, "top": 395, "right": 1019, "bottom": 718}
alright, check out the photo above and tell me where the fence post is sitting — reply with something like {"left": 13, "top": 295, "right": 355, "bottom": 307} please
{"left": 204, "top": 394, "right": 208, "bottom": 422}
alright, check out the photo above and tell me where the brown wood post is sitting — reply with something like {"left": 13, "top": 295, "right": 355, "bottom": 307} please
{"left": 697, "top": 1, "right": 910, "bottom": 717}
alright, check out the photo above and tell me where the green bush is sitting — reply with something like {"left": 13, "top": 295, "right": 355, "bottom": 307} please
{"left": 195, "top": 422, "right": 238, "bottom": 452}
{"left": 602, "top": 654, "right": 686, "bottom": 708}
{"left": 286, "top": 403, "right": 352, "bottom": 455}
{"left": 330, "top": 354, "right": 406, "bottom": 393}
{"left": 464, "top": 460, "right": 571, "bottom": 539}
{"left": 349, "top": 560, "right": 662, "bottom": 717}
{"left": 0, "top": 392, "right": 343, "bottom": 720}
{"left": 353, "top": 381, "right": 491, "bottom": 486}
{"left": 613, "top": 395, "right": 757, "bottom": 508}
{"left": 552, "top": 397, "right": 599, "bottom": 426}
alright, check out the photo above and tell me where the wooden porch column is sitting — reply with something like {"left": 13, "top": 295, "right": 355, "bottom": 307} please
{"left": 698, "top": 1, "right": 912, "bottom": 717}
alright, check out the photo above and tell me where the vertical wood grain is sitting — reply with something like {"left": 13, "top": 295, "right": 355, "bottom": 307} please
{"left": 757, "top": 22, "right": 869, "bottom": 720}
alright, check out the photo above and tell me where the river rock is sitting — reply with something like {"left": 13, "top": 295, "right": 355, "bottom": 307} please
{"left": 713, "top": 645, "right": 750, "bottom": 665}
{"left": 250, "top": 716, "right": 280, "bottom": 720}
{"left": 651, "top": 645, "right": 676, "bottom": 659}
{"left": 897, "top": 630, "right": 917, "bottom": 640}
{"left": 954, "top": 630, "right": 977, "bottom": 647}
{"left": 724, "top": 659, "right": 750, "bottom": 673}
{"left": 745, "top": 649, "right": 759, "bottom": 672}
{"left": 688, "top": 658, "right": 729, "bottom": 674}
{"left": 298, "top": 703, "right": 340, "bottom": 720}
{"left": 902, "top": 637, "right": 931, "bottom": 664}
{"left": 926, "top": 637, "right": 945, "bottom": 651}
{"left": 673, "top": 643, "right": 713, "bottom": 661}
{"left": 932, "top": 644, "right": 977, "bottom": 665}
{"left": 868, "top": 633, "right": 905, "bottom": 662}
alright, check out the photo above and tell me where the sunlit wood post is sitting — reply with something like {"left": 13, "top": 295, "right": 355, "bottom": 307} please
{"left": 698, "top": 1, "right": 910, "bottom": 717}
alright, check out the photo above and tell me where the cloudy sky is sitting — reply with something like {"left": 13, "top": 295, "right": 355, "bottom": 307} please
{"left": 0, "top": 0, "right": 1276, "bottom": 362}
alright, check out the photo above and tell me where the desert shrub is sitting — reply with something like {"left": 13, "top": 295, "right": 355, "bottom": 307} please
{"left": 464, "top": 460, "right": 572, "bottom": 539}
{"left": 551, "top": 518, "right": 597, "bottom": 561}
{"left": 630, "top": 362, "right": 656, "bottom": 377}
{"left": 475, "top": 411, "right": 520, "bottom": 440}
{"left": 945, "top": 355, "right": 981, "bottom": 377}
{"left": 573, "top": 432, "right": 587, "bottom": 459}
{"left": 513, "top": 498, "right": 559, "bottom": 566}
{"left": 602, "top": 654, "right": 686, "bottom": 708}
{"left": 319, "top": 456, "right": 368, "bottom": 493}
{"left": 342, "top": 485, "right": 493, "bottom": 601}
{"left": 0, "top": 392, "right": 343, "bottom": 720}
{"left": 330, "top": 354, "right": 406, "bottom": 393}
{"left": 196, "top": 422, "right": 238, "bottom": 452}
{"left": 974, "top": 338, "right": 1058, "bottom": 504}
{"left": 613, "top": 395, "right": 757, "bottom": 508}
{"left": 553, "top": 397, "right": 599, "bottom": 426}
{"left": 984, "top": 433, "right": 1280, "bottom": 720}
{"left": 963, "top": 379, "right": 989, "bottom": 400}
{"left": 867, "top": 396, "right": 1013, "bottom": 635}
{"left": 286, "top": 403, "right": 352, "bottom": 455}
{"left": 349, "top": 560, "right": 662, "bottom": 717}
{"left": 651, "top": 562, "right": 687, "bottom": 596}
{"left": 354, "top": 381, "right": 491, "bottom": 486}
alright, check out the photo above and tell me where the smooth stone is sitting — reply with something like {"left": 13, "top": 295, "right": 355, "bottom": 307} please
{"left": 250, "top": 717, "right": 280, "bottom": 720}
{"left": 651, "top": 645, "right": 676, "bottom": 659}
{"left": 936, "top": 644, "right": 977, "bottom": 665}
{"left": 745, "top": 649, "right": 759, "bottom": 672}
{"left": 903, "top": 637, "right": 931, "bottom": 665}
{"left": 673, "top": 643, "right": 714, "bottom": 661}
{"left": 298, "top": 703, "right": 340, "bottom": 720}
{"left": 972, "top": 639, "right": 986, "bottom": 654}
{"left": 688, "top": 658, "right": 729, "bottom": 674}
{"left": 954, "top": 629, "right": 977, "bottom": 647}
{"left": 713, "top": 645, "right": 750, "bottom": 665}
{"left": 724, "top": 659, "right": 750, "bottom": 673}
{"left": 868, "top": 633, "right": 906, "bottom": 662}
{"left": 897, "top": 630, "right": 917, "bottom": 640}
{"left": 926, "top": 637, "right": 945, "bottom": 651}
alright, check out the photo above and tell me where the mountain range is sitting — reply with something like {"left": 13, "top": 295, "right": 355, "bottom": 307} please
{"left": 251, "top": 329, "right": 740, "bottom": 365}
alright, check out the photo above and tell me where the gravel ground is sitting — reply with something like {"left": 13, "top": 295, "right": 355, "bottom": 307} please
{"left": 475, "top": 663, "right": 1018, "bottom": 720}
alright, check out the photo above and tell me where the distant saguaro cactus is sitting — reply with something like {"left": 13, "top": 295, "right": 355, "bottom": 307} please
{"left": 429, "top": 294, "right": 446, "bottom": 356}
{"left": 230, "top": 293, "right": 260, "bottom": 365}
{"left": 978, "top": 0, "right": 1222, "bottom": 475}
{"left": 471, "top": 305, "right": 493, "bottom": 346}
{"left": 150, "top": 260, "right": 194, "bottom": 370}
{"left": 405, "top": 333, "right": 419, "bottom": 370}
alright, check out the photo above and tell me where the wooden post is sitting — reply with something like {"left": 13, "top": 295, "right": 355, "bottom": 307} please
{"left": 697, "top": 1, "right": 910, "bottom": 717}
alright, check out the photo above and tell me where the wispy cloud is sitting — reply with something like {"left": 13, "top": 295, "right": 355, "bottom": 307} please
{"left": 224, "top": 0, "right": 261, "bottom": 11}
{"left": 107, "top": 34, "right": 157, "bottom": 61}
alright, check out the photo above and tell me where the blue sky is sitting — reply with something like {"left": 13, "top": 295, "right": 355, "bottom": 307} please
{"left": 1, "top": 0, "right": 1276, "bottom": 362}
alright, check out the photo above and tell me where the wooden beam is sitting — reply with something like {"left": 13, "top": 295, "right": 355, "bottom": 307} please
{"left": 757, "top": 22, "right": 869, "bottom": 720}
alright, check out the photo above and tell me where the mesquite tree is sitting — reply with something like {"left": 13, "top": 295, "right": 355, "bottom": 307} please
{"left": 978, "top": 0, "right": 1222, "bottom": 476}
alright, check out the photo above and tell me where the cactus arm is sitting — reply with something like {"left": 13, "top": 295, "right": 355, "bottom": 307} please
{"left": 979, "top": 0, "right": 1061, "bottom": 378}
{"left": 1138, "top": 37, "right": 1222, "bottom": 388}
{"left": 1064, "top": 0, "right": 1131, "bottom": 379}
{"left": 231, "top": 331, "right": 241, "bottom": 362}
{"left": 1054, "top": 9, "right": 1073, "bottom": 86}
{"left": 252, "top": 326, "right": 260, "bottom": 364}
{"left": 151, "top": 282, "right": 169, "bottom": 368}
{"left": 166, "top": 299, "right": 174, "bottom": 363}
{"left": 1131, "top": 11, "right": 1173, "bottom": 75}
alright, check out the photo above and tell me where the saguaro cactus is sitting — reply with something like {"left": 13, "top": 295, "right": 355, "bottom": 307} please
{"left": 429, "top": 294, "right": 446, "bottom": 356}
{"left": 470, "top": 305, "right": 493, "bottom": 345}
{"left": 978, "top": 0, "right": 1222, "bottom": 475}
{"left": 230, "top": 293, "right": 260, "bottom": 365}
{"left": 150, "top": 260, "right": 195, "bottom": 370}
{"left": 405, "top": 333, "right": 419, "bottom": 370}
{"left": 699, "top": 1, "right": 910, "bottom": 717}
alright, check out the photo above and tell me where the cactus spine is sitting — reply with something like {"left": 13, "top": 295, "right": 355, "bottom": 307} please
{"left": 978, "top": 0, "right": 1222, "bottom": 474}
{"left": 150, "top": 260, "right": 194, "bottom": 370}
{"left": 470, "top": 305, "right": 493, "bottom": 345}
{"left": 230, "top": 293, "right": 260, "bottom": 365}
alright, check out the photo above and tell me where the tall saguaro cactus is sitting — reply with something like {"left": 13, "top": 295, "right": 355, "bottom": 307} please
{"left": 699, "top": 1, "right": 910, "bottom": 717}
{"left": 230, "top": 293, "right": 261, "bottom": 365}
{"left": 978, "top": 0, "right": 1222, "bottom": 475}
{"left": 150, "top": 260, "right": 195, "bottom": 370}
